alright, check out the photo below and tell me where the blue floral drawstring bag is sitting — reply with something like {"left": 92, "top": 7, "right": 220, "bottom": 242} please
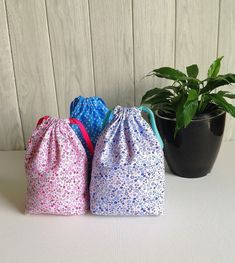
{"left": 70, "top": 96, "right": 111, "bottom": 159}
{"left": 90, "top": 105, "right": 165, "bottom": 216}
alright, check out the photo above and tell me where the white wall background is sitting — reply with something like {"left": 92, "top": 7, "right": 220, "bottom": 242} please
{"left": 0, "top": 0, "right": 234, "bottom": 150}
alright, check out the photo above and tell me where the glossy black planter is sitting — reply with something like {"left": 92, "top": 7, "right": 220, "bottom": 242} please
{"left": 155, "top": 109, "right": 226, "bottom": 178}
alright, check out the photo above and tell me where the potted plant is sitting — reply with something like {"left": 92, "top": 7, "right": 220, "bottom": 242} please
{"left": 141, "top": 57, "right": 235, "bottom": 178}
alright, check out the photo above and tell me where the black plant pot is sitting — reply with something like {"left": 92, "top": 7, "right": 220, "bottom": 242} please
{"left": 155, "top": 108, "right": 226, "bottom": 178}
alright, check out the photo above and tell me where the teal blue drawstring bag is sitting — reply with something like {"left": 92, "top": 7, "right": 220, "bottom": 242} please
{"left": 70, "top": 96, "right": 112, "bottom": 159}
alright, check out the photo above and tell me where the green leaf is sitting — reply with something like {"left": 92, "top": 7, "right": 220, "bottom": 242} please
{"left": 215, "top": 90, "right": 235, "bottom": 99}
{"left": 207, "top": 56, "right": 224, "bottom": 78}
{"left": 141, "top": 86, "right": 176, "bottom": 103}
{"left": 216, "top": 90, "right": 229, "bottom": 96}
{"left": 186, "top": 77, "right": 201, "bottom": 91}
{"left": 163, "top": 85, "right": 180, "bottom": 93}
{"left": 175, "top": 90, "right": 199, "bottom": 136}
{"left": 171, "top": 94, "right": 183, "bottom": 107}
{"left": 150, "top": 67, "right": 187, "bottom": 82}
{"left": 197, "top": 94, "right": 212, "bottom": 113}
{"left": 141, "top": 87, "right": 163, "bottom": 102}
{"left": 220, "top": 91, "right": 235, "bottom": 99}
{"left": 201, "top": 73, "right": 235, "bottom": 93}
{"left": 143, "top": 90, "right": 173, "bottom": 104}
{"left": 186, "top": 64, "right": 199, "bottom": 78}
{"left": 151, "top": 103, "right": 175, "bottom": 115}
{"left": 224, "top": 94, "right": 235, "bottom": 99}
{"left": 206, "top": 94, "right": 235, "bottom": 117}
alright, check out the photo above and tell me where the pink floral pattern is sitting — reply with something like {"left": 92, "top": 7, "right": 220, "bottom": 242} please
{"left": 25, "top": 117, "right": 89, "bottom": 215}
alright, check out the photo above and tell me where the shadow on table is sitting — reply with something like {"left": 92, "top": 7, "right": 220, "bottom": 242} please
{"left": 164, "top": 161, "right": 175, "bottom": 176}
{"left": 0, "top": 178, "right": 26, "bottom": 213}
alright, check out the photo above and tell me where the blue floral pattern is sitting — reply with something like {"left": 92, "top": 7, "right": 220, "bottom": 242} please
{"left": 90, "top": 106, "right": 165, "bottom": 216}
{"left": 70, "top": 96, "right": 111, "bottom": 159}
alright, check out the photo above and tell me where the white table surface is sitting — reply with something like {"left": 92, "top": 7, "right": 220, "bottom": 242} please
{"left": 0, "top": 142, "right": 235, "bottom": 263}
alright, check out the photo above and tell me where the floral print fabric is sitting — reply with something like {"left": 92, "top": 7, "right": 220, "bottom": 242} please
{"left": 25, "top": 117, "right": 89, "bottom": 215}
{"left": 90, "top": 106, "right": 165, "bottom": 216}
{"left": 70, "top": 96, "right": 111, "bottom": 155}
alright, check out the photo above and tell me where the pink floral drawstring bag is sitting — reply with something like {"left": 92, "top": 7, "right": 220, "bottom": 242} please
{"left": 25, "top": 116, "right": 94, "bottom": 215}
